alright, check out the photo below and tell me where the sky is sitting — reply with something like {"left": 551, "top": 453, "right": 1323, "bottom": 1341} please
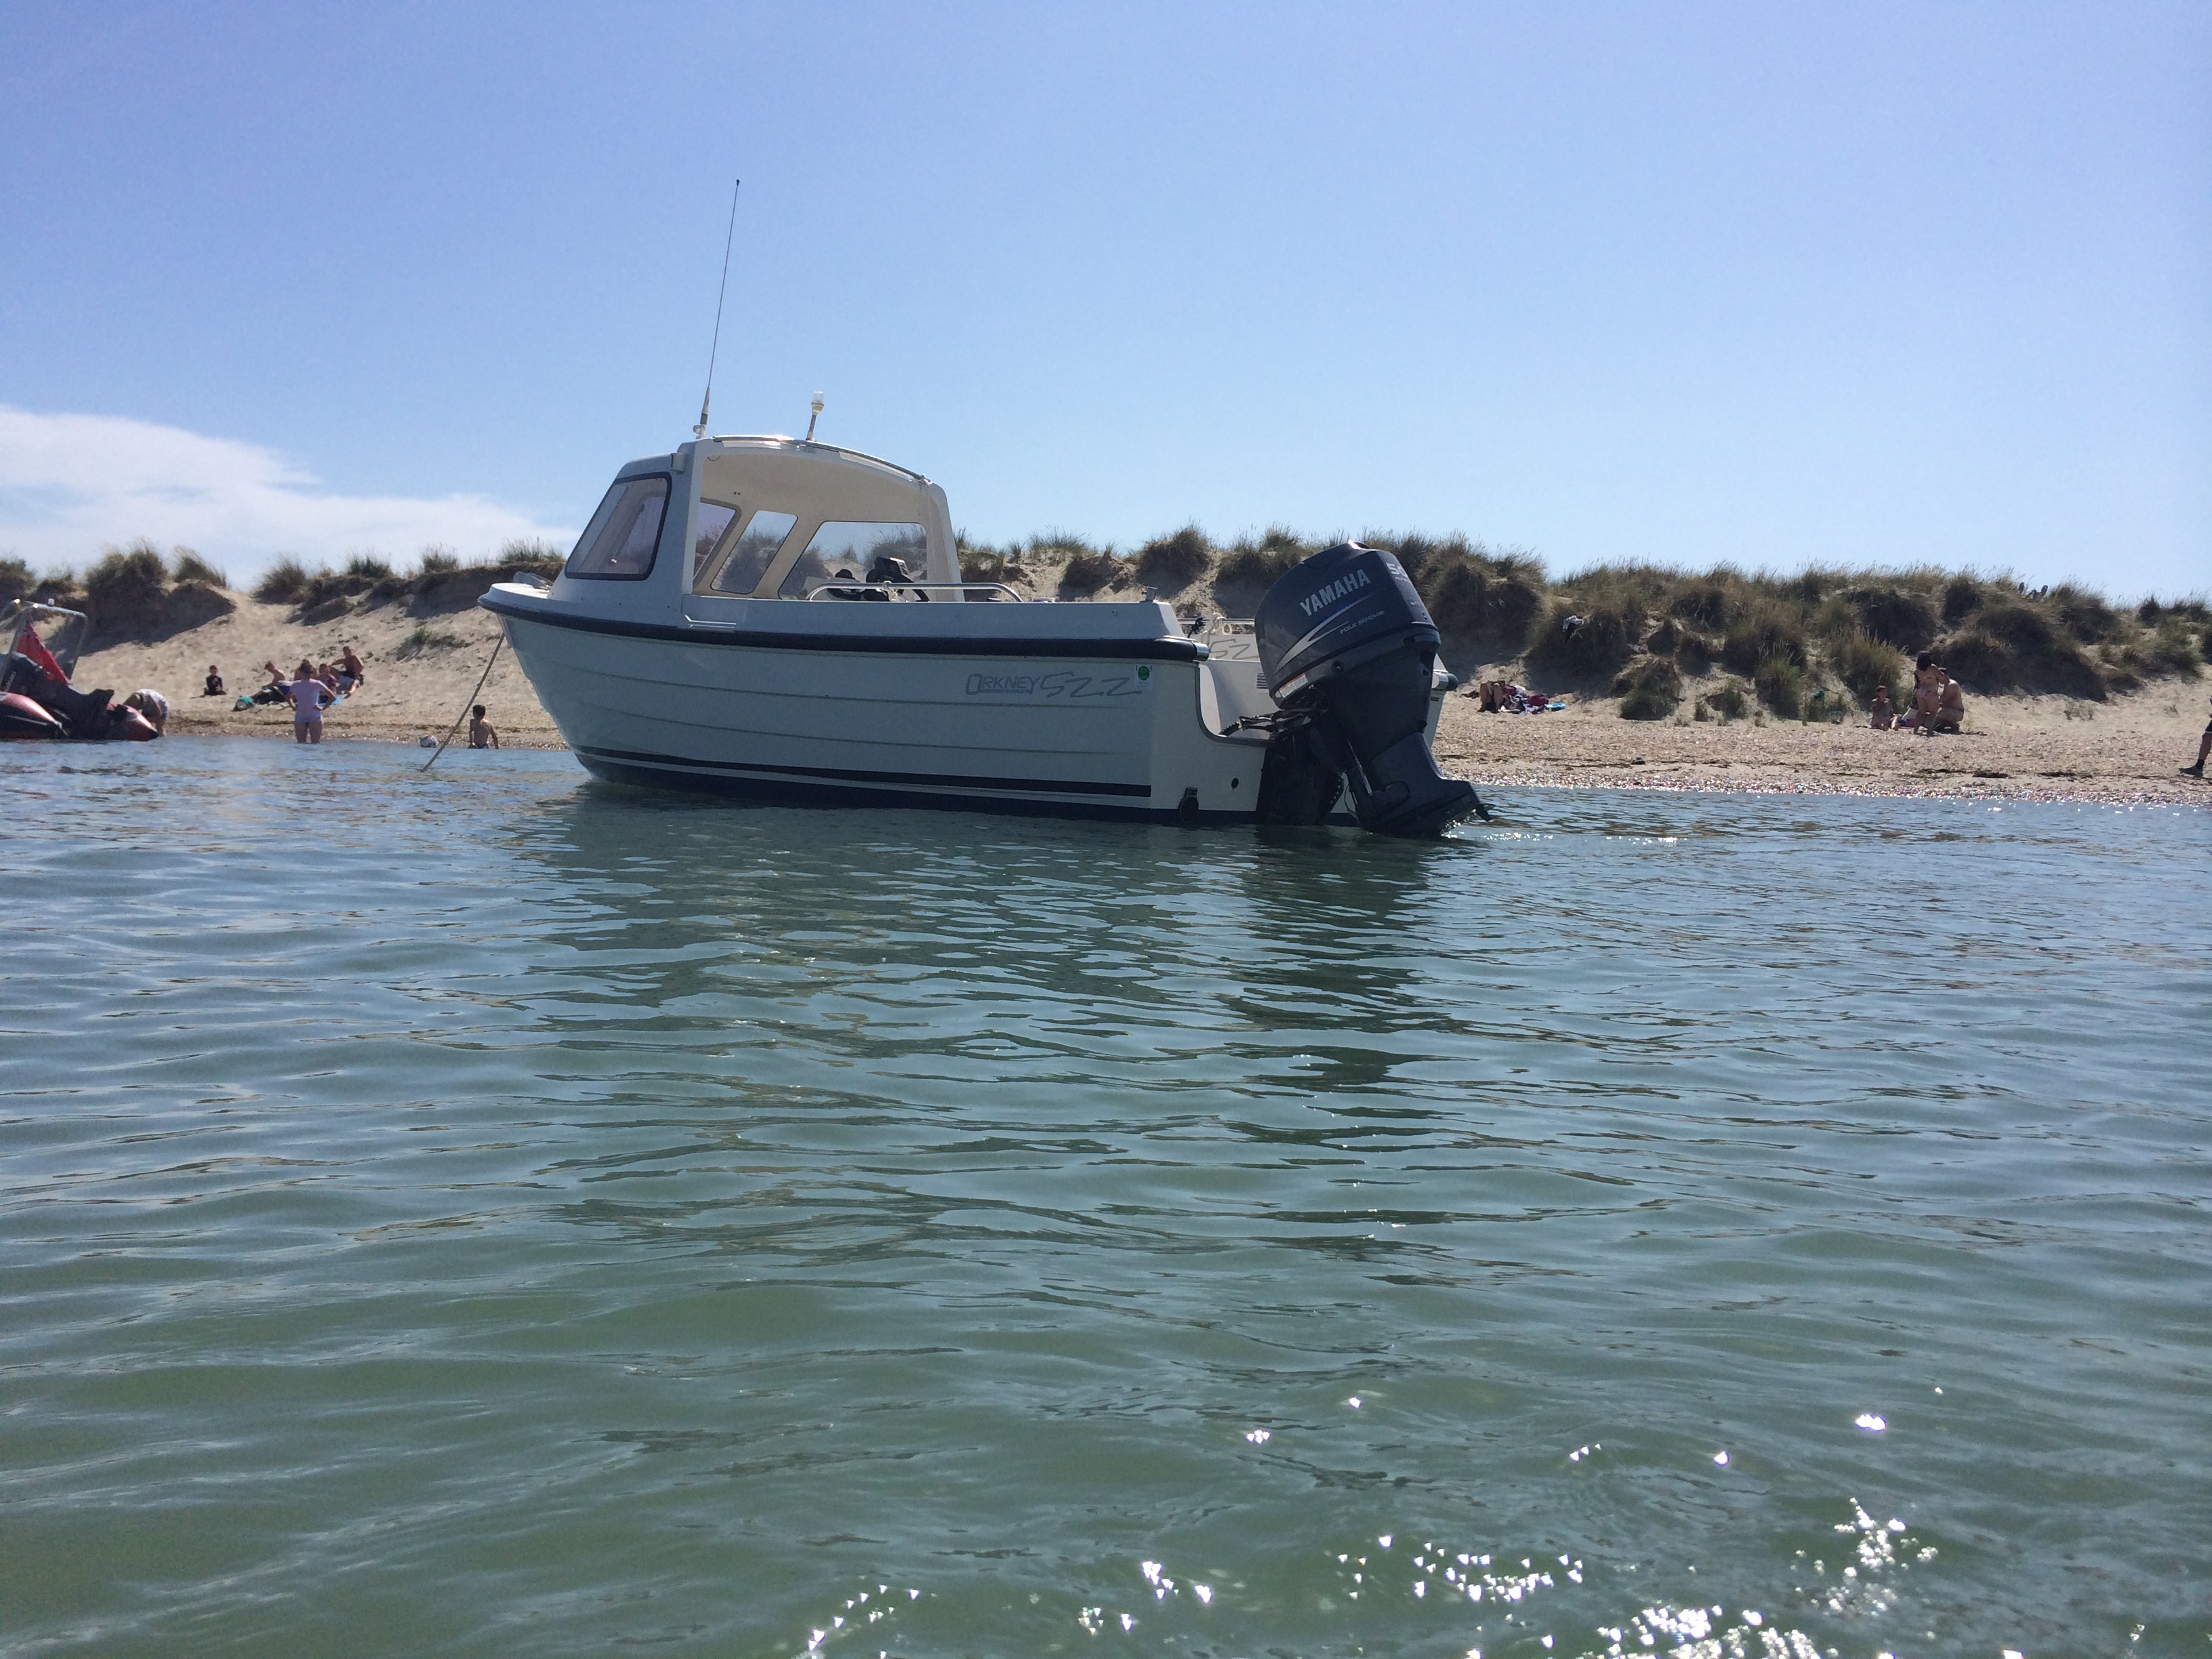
{"left": 1, "top": 1, "right": 2206, "bottom": 597}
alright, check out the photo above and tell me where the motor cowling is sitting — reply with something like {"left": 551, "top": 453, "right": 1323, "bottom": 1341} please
{"left": 1252, "top": 541, "right": 1481, "bottom": 837}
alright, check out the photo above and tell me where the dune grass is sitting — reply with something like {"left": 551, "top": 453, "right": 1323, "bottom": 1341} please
{"left": 170, "top": 548, "right": 228, "bottom": 589}
{"left": 1615, "top": 655, "right": 1684, "bottom": 720}
{"left": 239, "top": 544, "right": 564, "bottom": 618}
{"left": 25, "top": 519, "right": 2210, "bottom": 718}
{"left": 83, "top": 541, "right": 173, "bottom": 637}
{"left": 253, "top": 557, "right": 313, "bottom": 604}
{"left": 957, "top": 531, "right": 1125, "bottom": 596}
{"left": 1531, "top": 562, "right": 2206, "bottom": 717}
{"left": 956, "top": 537, "right": 1015, "bottom": 584}
{"left": 1213, "top": 527, "right": 1313, "bottom": 592}
{"left": 1132, "top": 527, "right": 1212, "bottom": 592}
{"left": 1057, "top": 549, "right": 1123, "bottom": 596}
{"left": 4, "top": 539, "right": 246, "bottom": 641}
{"left": 970, "top": 526, "right": 2207, "bottom": 715}
{"left": 396, "top": 624, "right": 464, "bottom": 659}
{"left": 496, "top": 539, "right": 565, "bottom": 580}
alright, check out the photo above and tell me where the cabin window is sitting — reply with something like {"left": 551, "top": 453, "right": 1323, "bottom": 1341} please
{"left": 565, "top": 474, "right": 669, "bottom": 579}
{"left": 692, "top": 500, "right": 739, "bottom": 585}
{"left": 710, "top": 510, "right": 798, "bottom": 594}
{"left": 778, "top": 521, "right": 930, "bottom": 597}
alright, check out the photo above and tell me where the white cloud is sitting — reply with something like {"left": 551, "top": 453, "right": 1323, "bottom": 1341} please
{"left": 0, "top": 406, "right": 574, "bottom": 581}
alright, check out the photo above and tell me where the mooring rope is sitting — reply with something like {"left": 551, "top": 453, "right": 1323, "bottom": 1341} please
{"left": 420, "top": 631, "right": 506, "bottom": 772}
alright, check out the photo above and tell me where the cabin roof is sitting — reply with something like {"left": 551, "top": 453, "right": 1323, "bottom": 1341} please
{"left": 699, "top": 435, "right": 933, "bottom": 488}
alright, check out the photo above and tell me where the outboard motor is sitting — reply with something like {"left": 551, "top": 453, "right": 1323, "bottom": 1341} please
{"left": 1252, "top": 542, "right": 1483, "bottom": 836}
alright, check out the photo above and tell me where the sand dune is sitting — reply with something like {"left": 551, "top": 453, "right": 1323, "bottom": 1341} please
{"left": 66, "top": 583, "right": 560, "bottom": 747}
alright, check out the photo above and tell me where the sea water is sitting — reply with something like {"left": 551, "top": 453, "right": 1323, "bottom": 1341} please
{"left": 1, "top": 737, "right": 2206, "bottom": 1657}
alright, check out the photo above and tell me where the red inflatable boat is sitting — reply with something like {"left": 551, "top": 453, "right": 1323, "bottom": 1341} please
{"left": 0, "top": 601, "right": 161, "bottom": 742}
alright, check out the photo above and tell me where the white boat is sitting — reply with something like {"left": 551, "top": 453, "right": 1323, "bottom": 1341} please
{"left": 481, "top": 435, "right": 1485, "bottom": 836}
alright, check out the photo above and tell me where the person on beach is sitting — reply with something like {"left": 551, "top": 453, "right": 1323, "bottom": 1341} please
{"left": 1911, "top": 653, "right": 1943, "bottom": 727}
{"left": 123, "top": 689, "right": 170, "bottom": 733}
{"left": 1868, "top": 686, "right": 1896, "bottom": 729}
{"left": 284, "top": 675, "right": 333, "bottom": 743}
{"left": 2183, "top": 696, "right": 2211, "bottom": 779}
{"left": 340, "top": 644, "right": 365, "bottom": 686}
{"left": 1927, "top": 674, "right": 1966, "bottom": 734}
{"left": 294, "top": 658, "right": 315, "bottom": 683}
{"left": 202, "top": 665, "right": 224, "bottom": 697}
{"left": 468, "top": 705, "right": 499, "bottom": 749}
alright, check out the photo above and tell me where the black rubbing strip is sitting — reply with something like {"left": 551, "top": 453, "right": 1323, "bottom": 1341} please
{"left": 575, "top": 745, "right": 1154, "bottom": 798}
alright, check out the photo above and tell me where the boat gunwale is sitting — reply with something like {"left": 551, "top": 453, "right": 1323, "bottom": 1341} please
{"left": 480, "top": 590, "right": 1210, "bottom": 662}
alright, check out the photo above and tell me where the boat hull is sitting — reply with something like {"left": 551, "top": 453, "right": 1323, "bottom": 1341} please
{"left": 493, "top": 600, "right": 1273, "bottom": 823}
{"left": 0, "top": 691, "right": 65, "bottom": 739}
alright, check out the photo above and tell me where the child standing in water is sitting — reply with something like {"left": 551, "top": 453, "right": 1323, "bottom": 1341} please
{"left": 468, "top": 705, "right": 499, "bottom": 750}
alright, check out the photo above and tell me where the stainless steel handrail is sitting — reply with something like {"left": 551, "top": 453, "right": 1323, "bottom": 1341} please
{"left": 804, "top": 582, "right": 1023, "bottom": 602}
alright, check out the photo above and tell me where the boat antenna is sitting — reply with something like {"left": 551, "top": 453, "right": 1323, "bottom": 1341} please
{"left": 693, "top": 178, "right": 741, "bottom": 441}
{"left": 805, "top": 392, "right": 823, "bottom": 442}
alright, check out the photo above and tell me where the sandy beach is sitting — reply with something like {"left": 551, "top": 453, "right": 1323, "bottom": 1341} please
{"left": 1431, "top": 680, "right": 2211, "bottom": 806}
{"left": 68, "top": 583, "right": 567, "bottom": 749}
{"left": 60, "top": 583, "right": 2212, "bottom": 805}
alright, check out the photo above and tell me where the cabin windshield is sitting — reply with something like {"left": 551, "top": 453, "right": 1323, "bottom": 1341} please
{"left": 703, "top": 510, "right": 798, "bottom": 594}
{"left": 778, "top": 521, "right": 929, "bottom": 597}
{"left": 688, "top": 441, "right": 949, "bottom": 596}
{"left": 566, "top": 475, "right": 669, "bottom": 580}
{"left": 692, "top": 501, "right": 738, "bottom": 586}
{"left": 1, "top": 602, "right": 89, "bottom": 678}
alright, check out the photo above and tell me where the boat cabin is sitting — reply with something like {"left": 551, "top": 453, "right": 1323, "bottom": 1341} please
{"left": 552, "top": 436, "right": 964, "bottom": 619}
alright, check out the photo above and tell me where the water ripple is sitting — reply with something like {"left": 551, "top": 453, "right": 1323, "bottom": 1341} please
{"left": 1, "top": 739, "right": 2207, "bottom": 1654}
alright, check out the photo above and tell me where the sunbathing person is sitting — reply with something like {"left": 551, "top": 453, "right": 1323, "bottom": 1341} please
{"left": 340, "top": 645, "right": 365, "bottom": 684}
{"left": 1868, "top": 686, "right": 1896, "bottom": 729}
